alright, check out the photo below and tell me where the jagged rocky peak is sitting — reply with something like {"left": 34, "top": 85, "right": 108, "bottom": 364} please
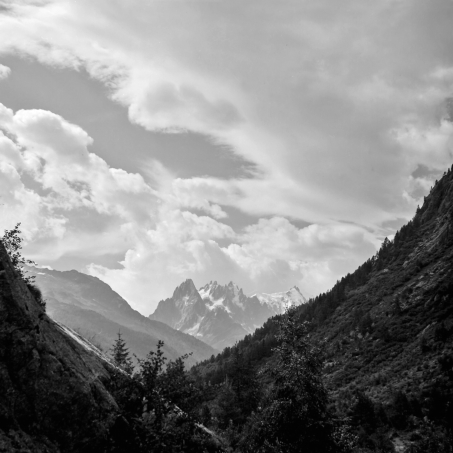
{"left": 150, "top": 278, "right": 308, "bottom": 349}
{"left": 199, "top": 280, "right": 243, "bottom": 303}
{"left": 172, "top": 278, "right": 199, "bottom": 300}
{"left": 199, "top": 280, "right": 218, "bottom": 297}
{"left": 286, "top": 285, "right": 305, "bottom": 298}
{"left": 151, "top": 279, "right": 260, "bottom": 349}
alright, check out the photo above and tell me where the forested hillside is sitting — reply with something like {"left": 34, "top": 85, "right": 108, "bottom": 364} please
{"left": 192, "top": 165, "right": 453, "bottom": 452}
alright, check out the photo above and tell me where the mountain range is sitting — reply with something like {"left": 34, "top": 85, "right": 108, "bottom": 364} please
{"left": 149, "top": 279, "right": 307, "bottom": 350}
{"left": 28, "top": 266, "right": 216, "bottom": 367}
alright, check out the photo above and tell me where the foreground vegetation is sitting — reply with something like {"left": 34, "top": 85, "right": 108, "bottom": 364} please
{"left": 1, "top": 223, "right": 46, "bottom": 310}
{"left": 108, "top": 308, "right": 353, "bottom": 452}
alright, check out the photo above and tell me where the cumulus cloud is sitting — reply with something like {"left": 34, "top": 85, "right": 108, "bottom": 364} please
{"left": 224, "top": 218, "right": 378, "bottom": 295}
{"left": 0, "top": 101, "right": 379, "bottom": 314}
{"left": 1, "top": 101, "right": 362, "bottom": 314}
{"left": 88, "top": 213, "right": 378, "bottom": 314}
{"left": 0, "top": 103, "right": 157, "bottom": 260}
{"left": 1, "top": 0, "right": 453, "bottom": 312}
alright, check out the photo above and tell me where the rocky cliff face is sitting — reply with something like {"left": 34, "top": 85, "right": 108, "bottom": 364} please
{"left": 150, "top": 280, "right": 307, "bottom": 350}
{"left": 0, "top": 242, "right": 117, "bottom": 452}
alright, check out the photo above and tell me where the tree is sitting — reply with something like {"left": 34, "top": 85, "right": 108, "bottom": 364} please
{"left": 110, "top": 331, "right": 134, "bottom": 375}
{"left": 241, "top": 307, "right": 335, "bottom": 452}
{"left": 107, "top": 339, "right": 223, "bottom": 452}
{"left": 1, "top": 223, "right": 36, "bottom": 283}
{"left": 134, "top": 341, "right": 220, "bottom": 452}
{"left": 1, "top": 223, "right": 46, "bottom": 310}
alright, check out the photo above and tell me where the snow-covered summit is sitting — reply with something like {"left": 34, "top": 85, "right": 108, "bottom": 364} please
{"left": 198, "top": 281, "right": 246, "bottom": 311}
{"left": 199, "top": 280, "right": 240, "bottom": 300}
{"left": 253, "top": 286, "right": 307, "bottom": 315}
{"left": 150, "top": 279, "right": 307, "bottom": 350}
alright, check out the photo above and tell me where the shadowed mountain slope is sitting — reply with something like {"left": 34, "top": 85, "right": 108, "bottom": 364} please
{"left": 199, "top": 163, "right": 453, "bottom": 401}
{"left": 29, "top": 267, "right": 216, "bottom": 367}
{"left": 0, "top": 242, "right": 117, "bottom": 452}
{"left": 195, "top": 166, "right": 453, "bottom": 449}
{"left": 0, "top": 243, "right": 225, "bottom": 453}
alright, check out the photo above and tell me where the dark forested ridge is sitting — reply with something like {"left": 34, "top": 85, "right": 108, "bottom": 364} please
{"left": 192, "top": 164, "right": 453, "bottom": 451}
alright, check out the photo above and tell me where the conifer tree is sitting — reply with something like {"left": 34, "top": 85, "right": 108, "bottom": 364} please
{"left": 111, "top": 331, "right": 134, "bottom": 375}
{"left": 242, "top": 307, "right": 335, "bottom": 452}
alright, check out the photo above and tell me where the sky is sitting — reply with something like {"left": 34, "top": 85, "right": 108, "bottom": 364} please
{"left": 0, "top": 0, "right": 452, "bottom": 315}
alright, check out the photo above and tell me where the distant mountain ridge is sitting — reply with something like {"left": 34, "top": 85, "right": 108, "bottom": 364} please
{"left": 253, "top": 286, "right": 307, "bottom": 312}
{"left": 149, "top": 280, "right": 307, "bottom": 350}
{"left": 29, "top": 267, "right": 216, "bottom": 367}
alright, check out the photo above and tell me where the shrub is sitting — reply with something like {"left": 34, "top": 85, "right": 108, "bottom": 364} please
{"left": 1, "top": 223, "right": 46, "bottom": 311}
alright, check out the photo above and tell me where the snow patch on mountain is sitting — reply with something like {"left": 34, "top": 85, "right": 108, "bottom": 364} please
{"left": 150, "top": 279, "right": 308, "bottom": 349}
{"left": 253, "top": 286, "right": 307, "bottom": 315}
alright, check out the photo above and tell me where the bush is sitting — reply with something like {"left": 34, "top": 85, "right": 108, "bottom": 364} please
{"left": 26, "top": 282, "right": 46, "bottom": 311}
{"left": 1, "top": 223, "right": 46, "bottom": 311}
{"left": 1, "top": 223, "right": 36, "bottom": 284}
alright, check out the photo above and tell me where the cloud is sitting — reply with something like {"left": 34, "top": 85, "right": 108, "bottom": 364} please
{"left": 1, "top": 0, "right": 452, "bottom": 227}
{"left": 2, "top": 101, "right": 366, "bottom": 314}
{"left": 88, "top": 214, "right": 378, "bottom": 314}
{"left": 391, "top": 120, "right": 453, "bottom": 170}
{"left": 121, "top": 81, "right": 243, "bottom": 133}
{"left": 0, "top": 101, "right": 379, "bottom": 313}
{"left": 0, "top": 103, "right": 157, "bottom": 260}
{"left": 224, "top": 217, "right": 378, "bottom": 295}
{"left": 0, "top": 63, "right": 11, "bottom": 80}
{"left": 1, "top": 0, "right": 453, "bottom": 313}
{"left": 87, "top": 211, "right": 244, "bottom": 313}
